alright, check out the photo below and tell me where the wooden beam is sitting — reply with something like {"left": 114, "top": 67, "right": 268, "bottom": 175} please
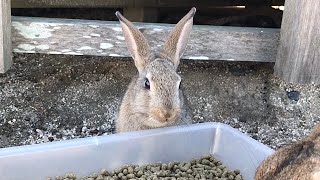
{"left": 274, "top": 0, "right": 320, "bottom": 84}
{"left": 123, "top": 7, "right": 158, "bottom": 22}
{"left": 11, "top": 0, "right": 137, "bottom": 8}
{"left": 156, "top": 0, "right": 285, "bottom": 7}
{"left": 0, "top": 0, "right": 12, "bottom": 73}
{"left": 11, "top": 16, "right": 279, "bottom": 62}
{"left": 11, "top": 0, "right": 285, "bottom": 8}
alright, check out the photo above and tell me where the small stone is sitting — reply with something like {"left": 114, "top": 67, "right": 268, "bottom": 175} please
{"left": 168, "top": 162, "right": 174, "bottom": 170}
{"left": 118, "top": 173, "right": 124, "bottom": 178}
{"left": 234, "top": 169, "right": 241, "bottom": 175}
{"left": 287, "top": 90, "right": 300, "bottom": 101}
{"left": 96, "top": 175, "right": 104, "bottom": 180}
{"left": 64, "top": 173, "right": 76, "bottom": 179}
{"left": 90, "top": 173, "right": 98, "bottom": 178}
{"left": 101, "top": 169, "right": 109, "bottom": 176}
{"left": 136, "top": 170, "right": 143, "bottom": 177}
{"left": 161, "top": 163, "right": 167, "bottom": 170}
{"left": 126, "top": 173, "right": 135, "bottom": 178}
{"left": 235, "top": 174, "right": 242, "bottom": 180}
{"left": 127, "top": 166, "right": 134, "bottom": 174}
{"left": 122, "top": 168, "right": 128, "bottom": 175}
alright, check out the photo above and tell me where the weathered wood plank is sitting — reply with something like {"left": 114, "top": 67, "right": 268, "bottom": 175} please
{"left": 11, "top": 0, "right": 285, "bottom": 8}
{"left": 123, "top": 7, "right": 158, "bottom": 22}
{"left": 12, "top": 16, "right": 280, "bottom": 62}
{"left": 0, "top": 0, "right": 12, "bottom": 73}
{"left": 11, "top": 0, "right": 138, "bottom": 8}
{"left": 274, "top": 0, "right": 320, "bottom": 84}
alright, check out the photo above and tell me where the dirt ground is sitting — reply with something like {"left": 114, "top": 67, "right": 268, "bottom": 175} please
{"left": 0, "top": 53, "right": 319, "bottom": 150}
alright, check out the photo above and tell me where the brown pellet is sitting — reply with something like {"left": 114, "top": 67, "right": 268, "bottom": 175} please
{"left": 53, "top": 155, "right": 243, "bottom": 180}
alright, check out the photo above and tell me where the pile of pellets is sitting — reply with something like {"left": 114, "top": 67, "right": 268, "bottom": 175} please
{"left": 50, "top": 155, "right": 243, "bottom": 180}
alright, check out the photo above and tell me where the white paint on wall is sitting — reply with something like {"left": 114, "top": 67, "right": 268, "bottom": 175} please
{"left": 153, "top": 28, "right": 163, "bottom": 31}
{"left": 18, "top": 44, "right": 35, "bottom": 51}
{"left": 116, "top": 36, "right": 125, "bottom": 40}
{"left": 90, "top": 33, "right": 101, "bottom": 37}
{"left": 112, "top": 27, "right": 122, "bottom": 32}
{"left": 63, "top": 52, "right": 83, "bottom": 55}
{"left": 61, "top": 49, "right": 72, "bottom": 52}
{"left": 12, "top": 22, "right": 54, "bottom": 39}
{"left": 109, "top": 54, "right": 121, "bottom": 57}
{"left": 89, "top": 25, "right": 99, "bottom": 28}
{"left": 36, "top": 44, "right": 50, "bottom": 50}
{"left": 100, "top": 43, "right": 114, "bottom": 49}
{"left": 77, "top": 46, "right": 94, "bottom": 50}
{"left": 188, "top": 56, "right": 210, "bottom": 60}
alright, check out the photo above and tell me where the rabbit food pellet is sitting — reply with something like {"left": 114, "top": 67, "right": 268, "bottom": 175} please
{"left": 49, "top": 155, "right": 243, "bottom": 180}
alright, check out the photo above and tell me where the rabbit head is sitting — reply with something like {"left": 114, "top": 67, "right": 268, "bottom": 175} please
{"left": 115, "top": 8, "right": 195, "bottom": 131}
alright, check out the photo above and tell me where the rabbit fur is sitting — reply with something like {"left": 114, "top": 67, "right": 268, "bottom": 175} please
{"left": 115, "top": 8, "right": 196, "bottom": 133}
{"left": 255, "top": 124, "right": 320, "bottom": 180}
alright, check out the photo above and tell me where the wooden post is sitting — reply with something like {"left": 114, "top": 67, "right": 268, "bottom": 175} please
{"left": 274, "top": 0, "right": 320, "bottom": 84}
{"left": 0, "top": 0, "right": 12, "bottom": 73}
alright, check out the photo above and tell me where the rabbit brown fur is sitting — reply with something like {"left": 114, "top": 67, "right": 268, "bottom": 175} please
{"left": 115, "top": 8, "right": 196, "bottom": 133}
{"left": 255, "top": 124, "right": 320, "bottom": 180}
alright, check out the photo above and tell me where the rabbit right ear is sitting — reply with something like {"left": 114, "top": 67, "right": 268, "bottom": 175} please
{"left": 161, "top": 7, "right": 196, "bottom": 70}
{"left": 116, "top": 11, "right": 152, "bottom": 73}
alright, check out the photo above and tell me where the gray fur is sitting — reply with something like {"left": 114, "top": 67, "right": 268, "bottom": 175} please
{"left": 115, "top": 8, "right": 196, "bottom": 133}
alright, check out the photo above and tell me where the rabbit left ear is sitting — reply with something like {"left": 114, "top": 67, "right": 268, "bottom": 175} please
{"left": 116, "top": 11, "right": 152, "bottom": 73}
{"left": 161, "top": 7, "right": 196, "bottom": 70}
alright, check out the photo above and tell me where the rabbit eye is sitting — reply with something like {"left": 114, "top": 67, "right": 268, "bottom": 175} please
{"left": 144, "top": 78, "right": 150, "bottom": 89}
{"left": 178, "top": 80, "right": 182, "bottom": 89}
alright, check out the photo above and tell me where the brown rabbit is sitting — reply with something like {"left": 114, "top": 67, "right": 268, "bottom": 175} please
{"left": 255, "top": 124, "right": 320, "bottom": 180}
{"left": 115, "top": 8, "right": 196, "bottom": 133}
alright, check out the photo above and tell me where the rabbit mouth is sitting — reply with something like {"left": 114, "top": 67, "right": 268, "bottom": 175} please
{"left": 149, "top": 109, "right": 180, "bottom": 127}
{"left": 148, "top": 117, "right": 177, "bottom": 128}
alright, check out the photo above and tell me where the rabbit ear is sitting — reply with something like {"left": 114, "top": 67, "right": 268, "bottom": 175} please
{"left": 161, "top": 7, "right": 196, "bottom": 70}
{"left": 115, "top": 11, "right": 152, "bottom": 73}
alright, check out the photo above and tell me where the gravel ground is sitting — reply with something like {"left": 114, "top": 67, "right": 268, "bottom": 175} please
{"left": 0, "top": 53, "right": 319, "bottom": 150}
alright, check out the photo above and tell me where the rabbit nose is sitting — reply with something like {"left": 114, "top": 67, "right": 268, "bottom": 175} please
{"left": 159, "top": 111, "right": 172, "bottom": 121}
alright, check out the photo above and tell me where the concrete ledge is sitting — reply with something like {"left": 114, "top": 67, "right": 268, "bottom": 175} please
{"left": 12, "top": 16, "right": 280, "bottom": 62}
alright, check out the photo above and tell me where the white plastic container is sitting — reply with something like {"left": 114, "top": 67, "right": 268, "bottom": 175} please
{"left": 0, "top": 122, "right": 273, "bottom": 180}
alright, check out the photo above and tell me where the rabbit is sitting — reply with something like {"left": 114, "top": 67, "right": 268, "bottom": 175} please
{"left": 114, "top": 7, "right": 196, "bottom": 133}
{"left": 255, "top": 124, "right": 320, "bottom": 180}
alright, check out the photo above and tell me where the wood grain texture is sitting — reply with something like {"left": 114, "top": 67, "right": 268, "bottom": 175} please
{"left": 11, "top": 0, "right": 285, "bottom": 8}
{"left": 274, "top": 0, "right": 320, "bottom": 84}
{"left": 12, "top": 16, "right": 280, "bottom": 62}
{"left": 0, "top": 0, "right": 12, "bottom": 73}
{"left": 123, "top": 7, "right": 158, "bottom": 22}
